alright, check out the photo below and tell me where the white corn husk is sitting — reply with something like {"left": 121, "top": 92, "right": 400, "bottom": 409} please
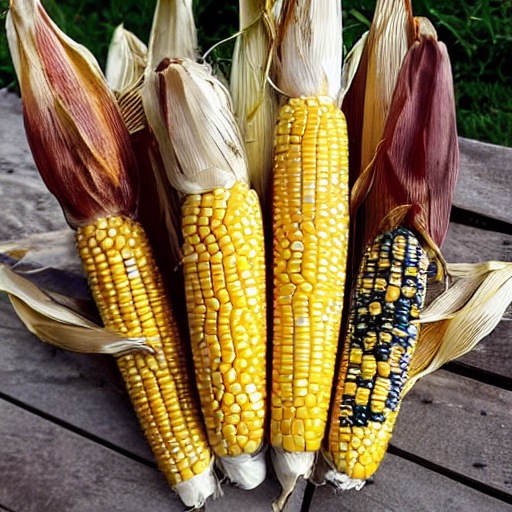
{"left": 147, "top": 0, "right": 198, "bottom": 70}
{"left": 143, "top": 58, "right": 249, "bottom": 195}
{"left": 231, "top": 0, "right": 277, "bottom": 204}
{"left": 174, "top": 458, "right": 222, "bottom": 508}
{"left": 275, "top": 0, "right": 342, "bottom": 99}
{"left": 106, "top": 24, "right": 147, "bottom": 93}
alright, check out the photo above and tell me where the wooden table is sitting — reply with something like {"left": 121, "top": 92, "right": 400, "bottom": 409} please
{"left": 1, "top": 89, "right": 511, "bottom": 511}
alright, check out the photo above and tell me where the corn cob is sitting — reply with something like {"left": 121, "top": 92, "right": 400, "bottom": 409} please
{"left": 6, "top": 1, "right": 218, "bottom": 506}
{"left": 271, "top": 95, "right": 349, "bottom": 453}
{"left": 143, "top": 59, "right": 268, "bottom": 489}
{"left": 325, "top": 226, "right": 429, "bottom": 485}
{"left": 182, "top": 181, "right": 267, "bottom": 460}
{"left": 77, "top": 217, "right": 212, "bottom": 488}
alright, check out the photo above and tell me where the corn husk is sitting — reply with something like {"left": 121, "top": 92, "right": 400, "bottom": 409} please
{"left": 6, "top": 0, "right": 139, "bottom": 228}
{"left": 275, "top": 0, "right": 342, "bottom": 99}
{"left": 230, "top": 0, "right": 277, "bottom": 207}
{"left": 0, "top": 264, "right": 151, "bottom": 355}
{"left": 406, "top": 262, "right": 512, "bottom": 393}
{"left": 143, "top": 58, "right": 249, "bottom": 195}
{"left": 147, "top": 0, "right": 198, "bottom": 70}
{"left": 106, "top": 24, "right": 147, "bottom": 93}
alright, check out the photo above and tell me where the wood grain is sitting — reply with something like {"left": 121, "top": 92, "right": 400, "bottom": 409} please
{"left": 310, "top": 452, "right": 512, "bottom": 512}
{"left": 455, "top": 138, "right": 512, "bottom": 225}
{"left": 0, "top": 297, "right": 154, "bottom": 462}
{"left": 394, "top": 370, "right": 512, "bottom": 495}
{"left": 0, "top": 399, "right": 181, "bottom": 512}
{"left": 442, "top": 222, "right": 512, "bottom": 263}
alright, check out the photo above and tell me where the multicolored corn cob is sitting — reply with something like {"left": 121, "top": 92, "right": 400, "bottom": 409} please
{"left": 325, "top": 226, "right": 429, "bottom": 483}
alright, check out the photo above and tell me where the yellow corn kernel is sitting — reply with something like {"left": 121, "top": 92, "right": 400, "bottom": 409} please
{"left": 270, "top": 96, "right": 349, "bottom": 452}
{"left": 181, "top": 182, "right": 267, "bottom": 457}
{"left": 76, "top": 216, "right": 211, "bottom": 487}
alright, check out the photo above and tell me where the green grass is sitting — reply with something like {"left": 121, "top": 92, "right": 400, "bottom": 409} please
{"left": 1, "top": 0, "right": 511, "bottom": 146}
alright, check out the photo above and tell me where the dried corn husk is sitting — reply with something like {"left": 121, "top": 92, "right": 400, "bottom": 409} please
{"left": 231, "top": 0, "right": 277, "bottom": 206}
{"left": 106, "top": 24, "right": 147, "bottom": 93}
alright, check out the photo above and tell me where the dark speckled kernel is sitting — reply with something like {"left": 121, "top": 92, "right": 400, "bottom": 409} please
{"left": 327, "top": 226, "right": 430, "bottom": 480}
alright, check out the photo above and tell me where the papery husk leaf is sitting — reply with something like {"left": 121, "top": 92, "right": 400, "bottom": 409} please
{"left": 359, "top": 0, "right": 414, "bottom": 176}
{"left": 361, "top": 27, "right": 459, "bottom": 250}
{"left": 147, "top": 0, "right": 198, "bottom": 70}
{"left": 106, "top": 24, "right": 147, "bottom": 93}
{"left": 0, "top": 229, "right": 81, "bottom": 274}
{"left": 231, "top": 0, "right": 277, "bottom": 207}
{"left": 405, "top": 261, "right": 512, "bottom": 394}
{"left": 337, "top": 31, "right": 368, "bottom": 107}
{"left": 143, "top": 58, "right": 249, "bottom": 195}
{"left": 0, "top": 264, "right": 151, "bottom": 355}
{"left": 275, "top": 0, "right": 342, "bottom": 99}
{"left": 6, "top": 0, "right": 139, "bottom": 228}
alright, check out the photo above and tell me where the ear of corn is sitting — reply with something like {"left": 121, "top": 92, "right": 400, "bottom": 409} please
{"left": 77, "top": 216, "right": 216, "bottom": 498}
{"left": 143, "top": 59, "right": 268, "bottom": 489}
{"left": 271, "top": 95, "right": 349, "bottom": 452}
{"left": 269, "top": 1, "right": 349, "bottom": 508}
{"left": 324, "top": 226, "right": 429, "bottom": 487}
{"left": 7, "top": 1, "right": 219, "bottom": 507}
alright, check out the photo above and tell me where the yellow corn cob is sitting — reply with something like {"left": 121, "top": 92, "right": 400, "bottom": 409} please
{"left": 181, "top": 182, "right": 267, "bottom": 463}
{"left": 325, "top": 226, "right": 429, "bottom": 485}
{"left": 76, "top": 216, "right": 213, "bottom": 489}
{"left": 271, "top": 95, "right": 349, "bottom": 453}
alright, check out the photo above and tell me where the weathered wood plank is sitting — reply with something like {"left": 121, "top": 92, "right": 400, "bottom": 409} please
{"left": 310, "top": 452, "right": 512, "bottom": 512}
{"left": 455, "top": 319, "right": 512, "bottom": 380}
{"left": 0, "top": 399, "right": 183, "bottom": 512}
{"left": 0, "top": 298, "right": 298, "bottom": 512}
{"left": 442, "top": 222, "right": 512, "bottom": 264}
{"left": 0, "top": 297, "right": 154, "bottom": 462}
{"left": 394, "top": 370, "right": 512, "bottom": 495}
{"left": 455, "top": 138, "right": 512, "bottom": 225}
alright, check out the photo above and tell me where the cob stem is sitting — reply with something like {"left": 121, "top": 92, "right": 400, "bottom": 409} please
{"left": 76, "top": 216, "right": 217, "bottom": 505}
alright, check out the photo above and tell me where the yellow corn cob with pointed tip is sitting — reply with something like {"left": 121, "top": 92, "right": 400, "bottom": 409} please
{"left": 325, "top": 226, "right": 429, "bottom": 485}
{"left": 76, "top": 216, "right": 213, "bottom": 489}
{"left": 270, "top": 95, "right": 349, "bottom": 453}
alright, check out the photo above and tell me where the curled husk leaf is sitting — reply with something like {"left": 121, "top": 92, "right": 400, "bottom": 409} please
{"left": 142, "top": 58, "right": 249, "bottom": 195}
{"left": 106, "top": 24, "right": 147, "bottom": 93}
{"left": 0, "top": 264, "right": 152, "bottom": 355}
{"left": 231, "top": 0, "right": 277, "bottom": 206}
{"left": 406, "top": 261, "right": 512, "bottom": 393}
{"left": 6, "top": 0, "right": 139, "bottom": 228}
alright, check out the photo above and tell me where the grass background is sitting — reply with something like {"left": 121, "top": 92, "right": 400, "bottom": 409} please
{"left": 1, "top": 0, "right": 511, "bottom": 147}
